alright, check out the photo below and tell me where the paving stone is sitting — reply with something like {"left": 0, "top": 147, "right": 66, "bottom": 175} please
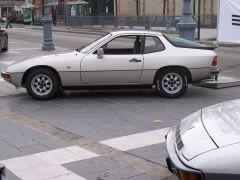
{"left": 83, "top": 166, "right": 144, "bottom": 180}
{"left": 0, "top": 140, "right": 23, "bottom": 161}
{"left": 127, "top": 143, "right": 168, "bottom": 166}
{"left": 63, "top": 156, "right": 120, "bottom": 176}
{"left": 125, "top": 173, "right": 161, "bottom": 180}
{"left": 18, "top": 144, "right": 50, "bottom": 154}
{"left": 3, "top": 135, "right": 39, "bottom": 148}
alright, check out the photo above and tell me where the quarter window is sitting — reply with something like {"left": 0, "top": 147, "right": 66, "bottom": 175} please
{"left": 144, "top": 36, "right": 165, "bottom": 54}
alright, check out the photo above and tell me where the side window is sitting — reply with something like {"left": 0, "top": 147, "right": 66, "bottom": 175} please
{"left": 102, "top": 35, "right": 143, "bottom": 55}
{"left": 144, "top": 36, "right": 165, "bottom": 54}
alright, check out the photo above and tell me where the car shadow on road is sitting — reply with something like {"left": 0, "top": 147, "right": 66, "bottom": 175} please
{"left": 58, "top": 89, "right": 158, "bottom": 99}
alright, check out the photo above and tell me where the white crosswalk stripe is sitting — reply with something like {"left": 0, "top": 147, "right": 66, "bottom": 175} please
{"left": 0, "top": 146, "right": 99, "bottom": 180}
{"left": 100, "top": 127, "right": 170, "bottom": 151}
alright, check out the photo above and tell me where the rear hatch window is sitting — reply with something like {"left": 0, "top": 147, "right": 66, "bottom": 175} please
{"left": 164, "top": 34, "right": 216, "bottom": 50}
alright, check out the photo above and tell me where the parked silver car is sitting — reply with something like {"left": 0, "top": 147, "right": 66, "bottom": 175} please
{"left": 1, "top": 30, "right": 219, "bottom": 100}
{"left": 166, "top": 99, "right": 240, "bottom": 180}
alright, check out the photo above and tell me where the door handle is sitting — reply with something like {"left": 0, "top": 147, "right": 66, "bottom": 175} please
{"left": 129, "top": 58, "right": 142, "bottom": 63}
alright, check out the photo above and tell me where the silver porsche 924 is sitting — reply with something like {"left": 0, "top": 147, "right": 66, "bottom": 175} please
{"left": 1, "top": 30, "right": 219, "bottom": 100}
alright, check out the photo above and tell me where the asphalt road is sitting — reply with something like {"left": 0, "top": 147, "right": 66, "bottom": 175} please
{"left": 0, "top": 28, "right": 240, "bottom": 180}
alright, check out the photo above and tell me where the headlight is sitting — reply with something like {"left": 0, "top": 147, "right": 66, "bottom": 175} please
{"left": 179, "top": 170, "right": 202, "bottom": 180}
{"left": 1, "top": 72, "right": 10, "bottom": 82}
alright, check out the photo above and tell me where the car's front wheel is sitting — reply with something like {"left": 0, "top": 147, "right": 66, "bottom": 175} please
{"left": 155, "top": 69, "right": 188, "bottom": 98}
{"left": 26, "top": 68, "right": 59, "bottom": 100}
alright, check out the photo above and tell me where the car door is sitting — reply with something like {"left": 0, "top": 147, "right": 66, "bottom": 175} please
{"left": 81, "top": 35, "right": 144, "bottom": 85}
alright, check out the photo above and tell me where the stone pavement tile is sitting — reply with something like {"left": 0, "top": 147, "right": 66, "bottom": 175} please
{"left": 22, "top": 129, "right": 67, "bottom": 149}
{"left": 0, "top": 140, "right": 23, "bottom": 160}
{"left": 63, "top": 156, "right": 120, "bottom": 176}
{"left": 3, "top": 134, "right": 39, "bottom": 148}
{"left": 0, "top": 116, "right": 67, "bottom": 161}
{"left": 83, "top": 166, "right": 144, "bottom": 180}
{"left": 18, "top": 144, "right": 50, "bottom": 154}
{"left": 0, "top": 116, "right": 66, "bottom": 149}
{"left": 127, "top": 143, "right": 168, "bottom": 166}
{"left": 64, "top": 156, "right": 148, "bottom": 180}
{"left": 125, "top": 173, "right": 161, "bottom": 180}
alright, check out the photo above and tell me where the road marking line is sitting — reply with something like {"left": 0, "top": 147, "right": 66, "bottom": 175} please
{"left": 13, "top": 164, "right": 85, "bottom": 180}
{"left": 0, "top": 61, "right": 15, "bottom": 65}
{"left": 0, "top": 146, "right": 98, "bottom": 180}
{"left": 0, "top": 78, "right": 4, "bottom": 82}
{"left": 34, "top": 146, "right": 100, "bottom": 165}
{"left": 100, "top": 127, "right": 170, "bottom": 151}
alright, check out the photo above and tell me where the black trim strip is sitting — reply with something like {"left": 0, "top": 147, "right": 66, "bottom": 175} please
{"left": 80, "top": 70, "right": 143, "bottom": 72}
{"left": 232, "top": 14, "right": 240, "bottom": 18}
{"left": 232, "top": 23, "right": 240, "bottom": 26}
{"left": 232, "top": 19, "right": 240, "bottom": 22}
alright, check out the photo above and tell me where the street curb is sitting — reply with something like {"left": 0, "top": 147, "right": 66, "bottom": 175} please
{"left": 13, "top": 24, "right": 111, "bottom": 36}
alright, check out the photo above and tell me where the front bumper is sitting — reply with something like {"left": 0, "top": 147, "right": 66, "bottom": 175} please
{"left": 165, "top": 126, "right": 203, "bottom": 179}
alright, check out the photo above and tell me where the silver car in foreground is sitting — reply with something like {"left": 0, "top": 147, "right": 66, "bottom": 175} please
{"left": 1, "top": 30, "right": 219, "bottom": 100}
{"left": 166, "top": 99, "right": 240, "bottom": 180}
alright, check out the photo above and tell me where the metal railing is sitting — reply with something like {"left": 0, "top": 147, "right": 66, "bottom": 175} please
{"left": 64, "top": 15, "right": 217, "bottom": 32}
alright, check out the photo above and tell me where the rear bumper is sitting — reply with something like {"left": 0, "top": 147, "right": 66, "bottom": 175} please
{"left": 165, "top": 126, "right": 203, "bottom": 179}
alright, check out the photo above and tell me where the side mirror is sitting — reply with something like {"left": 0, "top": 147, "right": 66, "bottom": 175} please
{"left": 97, "top": 48, "right": 104, "bottom": 59}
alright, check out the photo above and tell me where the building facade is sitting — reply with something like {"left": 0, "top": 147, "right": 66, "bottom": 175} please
{"left": 114, "top": 0, "right": 219, "bottom": 17}
{"left": 0, "top": 0, "right": 24, "bottom": 18}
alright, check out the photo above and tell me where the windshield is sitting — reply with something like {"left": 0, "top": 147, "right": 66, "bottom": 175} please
{"left": 80, "top": 33, "right": 112, "bottom": 53}
{"left": 164, "top": 34, "right": 208, "bottom": 49}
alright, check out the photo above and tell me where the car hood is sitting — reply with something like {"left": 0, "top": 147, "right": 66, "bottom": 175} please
{"left": 202, "top": 99, "right": 240, "bottom": 147}
{"left": 178, "top": 111, "right": 217, "bottom": 161}
{"left": 178, "top": 99, "right": 240, "bottom": 161}
{"left": 6, "top": 50, "right": 85, "bottom": 73}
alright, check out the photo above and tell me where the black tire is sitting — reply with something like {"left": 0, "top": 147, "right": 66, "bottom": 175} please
{"left": 155, "top": 69, "right": 188, "bottom": 98}
{"left": 26, "top": 68, "right": 59, "bottom": 100}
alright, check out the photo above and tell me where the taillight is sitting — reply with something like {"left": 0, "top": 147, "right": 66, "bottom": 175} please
{"left": 179, "top": 170, "right": 202, "bottom": 180}
{"left": 212, "top": 56, "right": 219, "bottom": 66}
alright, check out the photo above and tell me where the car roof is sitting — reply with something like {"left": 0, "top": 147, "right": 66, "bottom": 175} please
{"left": 110, "top": 30, "right": 162, "bottom": 36}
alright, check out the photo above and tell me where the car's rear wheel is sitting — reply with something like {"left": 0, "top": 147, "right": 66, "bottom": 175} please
{"left": 155, "top": 69, "right": 188, "bottom": 98}
{"left": 26, "top": 68, "right": 59, "bottom": 100}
